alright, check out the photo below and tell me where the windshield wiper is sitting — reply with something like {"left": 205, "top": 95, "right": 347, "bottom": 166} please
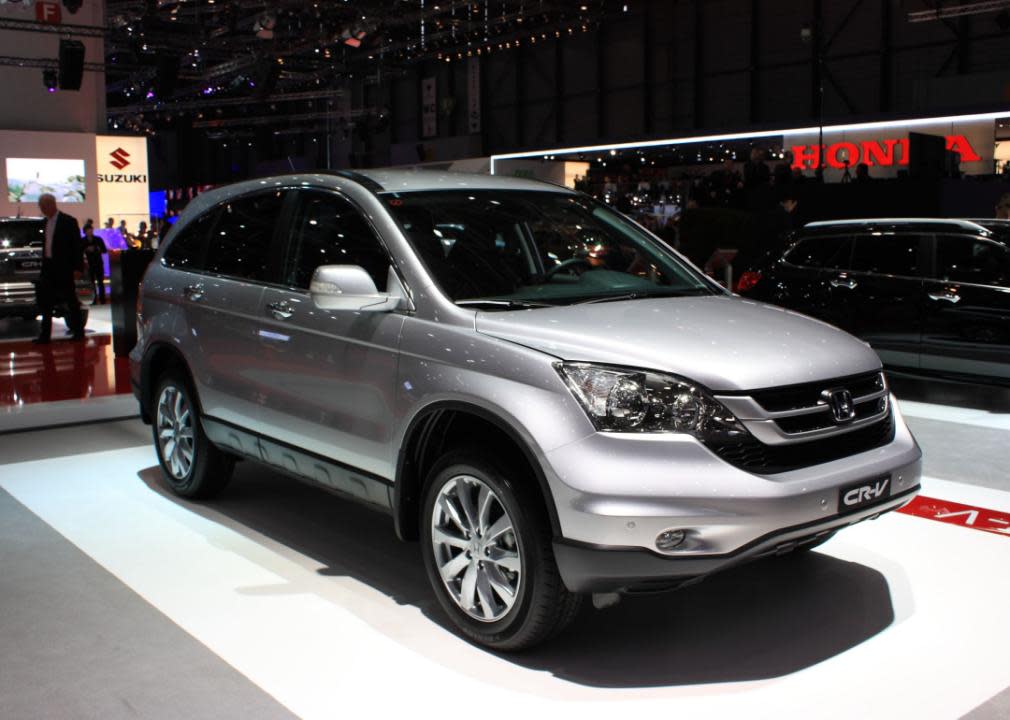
{"left": 456, "top": 299, "right": 556, "bottom": 310}
{"left": 573, "top": 289, "right": 710, "bottom": 305}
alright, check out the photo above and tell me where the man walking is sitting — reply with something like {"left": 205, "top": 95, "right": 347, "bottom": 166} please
{"left": 33, "top": 193, "right": 85, "bottom": 344}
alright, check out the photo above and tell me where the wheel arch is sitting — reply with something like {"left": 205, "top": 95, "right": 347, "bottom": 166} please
{"left": 140, "top": 342, "right": 199, "bottom": 424}
{"left": 394, "top": 401, "right": 562, "bottom": 543}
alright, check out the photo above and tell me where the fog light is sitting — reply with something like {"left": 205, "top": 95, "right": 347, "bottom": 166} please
{"left": 655, "top": 529, "right": 686, "bottom": 551}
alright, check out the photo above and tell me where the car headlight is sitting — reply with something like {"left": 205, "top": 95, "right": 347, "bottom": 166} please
{"left": 557, "top": 362, "right": 747, "bottom": 439}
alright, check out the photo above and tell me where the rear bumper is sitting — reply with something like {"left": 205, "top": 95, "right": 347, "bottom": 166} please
{"left": 553, "top": 483, "right": 919, "bottom": 593}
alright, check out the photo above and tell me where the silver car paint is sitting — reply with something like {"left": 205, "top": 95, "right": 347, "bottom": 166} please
{"left": 133, "top": 169, "right": 921, "bottom": 557}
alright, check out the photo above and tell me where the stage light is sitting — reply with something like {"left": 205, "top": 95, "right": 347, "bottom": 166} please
{"left": 42, "top": 69, "right": 58, "bottom": 92}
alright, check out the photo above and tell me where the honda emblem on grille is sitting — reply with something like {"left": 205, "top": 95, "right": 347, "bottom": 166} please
{"left": 822, "top": 388, "right": 856, "bottom": 423}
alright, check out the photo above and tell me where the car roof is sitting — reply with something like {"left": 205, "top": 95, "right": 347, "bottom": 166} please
{"left": 0, "top": 217, "right": 44, "bottom": 224}
{"left": 802, "top": 218, "right": 993, "bottom": 235}
{"left": 354, "top": 168, "right": 573, "bottom": 194}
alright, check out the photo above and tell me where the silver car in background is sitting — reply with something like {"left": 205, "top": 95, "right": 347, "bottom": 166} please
{"left": 130, "top": 170, "right": 921, "bottom": 650}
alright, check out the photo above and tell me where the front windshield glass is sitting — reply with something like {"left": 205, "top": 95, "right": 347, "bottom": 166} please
{"left": 383, "top": 190, "right": 717, "bottom": 307}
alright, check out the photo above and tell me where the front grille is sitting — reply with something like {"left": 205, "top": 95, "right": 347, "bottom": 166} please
{"left": 774, "top": 396, "right": 887, "bottom": 434}
{"left": 750, "top": 371, "right": 885, "bottom": 413}
{"left": 707, "top": 411, "right": 895, "bottom": 474}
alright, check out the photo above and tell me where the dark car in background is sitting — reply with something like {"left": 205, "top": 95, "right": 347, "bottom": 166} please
{"left": 738, "top": 218, "right": 1010, "bottom": 384}
{"left": 0, "top": 217, "right": 92, "bottom": 330}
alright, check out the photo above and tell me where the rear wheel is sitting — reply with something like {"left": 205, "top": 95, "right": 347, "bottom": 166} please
{"left": 153, "top": 372, "right": 233, "bottom": 498}
{"left": 421, "top": 450, "right": 581, "bottom": 651}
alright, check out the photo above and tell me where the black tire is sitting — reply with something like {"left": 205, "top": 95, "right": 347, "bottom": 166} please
{"left": 152, "top": 371, "right": 234, "bottom": 499}
{"left": 420, "top": 449, "right": 582, "bottom": 651}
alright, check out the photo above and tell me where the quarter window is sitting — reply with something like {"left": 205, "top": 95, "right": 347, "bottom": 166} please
{"left": 850, "top": 234, "right": 921, "bottom": 276}
{"left": 784, "top": 236, "right": 852, "bottom": 269}
{"left": 205, "top": 191, "right": 285, "bottom": 282}
{"left": 934, "top": 235, "right": 1010, "bottom": 286}
{"left": 286, "top": 191, "right": 389, "bottom": 291}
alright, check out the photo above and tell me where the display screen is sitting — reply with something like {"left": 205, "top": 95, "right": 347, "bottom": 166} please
{"left": 6, "top": 158, "right": 86, "bottom": 203}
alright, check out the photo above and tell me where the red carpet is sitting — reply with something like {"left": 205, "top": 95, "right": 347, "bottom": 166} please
{"left": 0, "top": 335, "right": 132, "bottom": 407}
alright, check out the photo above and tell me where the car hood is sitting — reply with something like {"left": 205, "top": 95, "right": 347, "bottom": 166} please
{"left": 474, "top": 295, "right": 881, "bottom": 392}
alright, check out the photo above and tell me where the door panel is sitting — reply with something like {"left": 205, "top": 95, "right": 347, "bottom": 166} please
{"left": 253, "top": 189, "right": 404, "bottom": 479}
{"left": 765, "top": 234, "right": 853, "bottom": 327}
{"left": 921, "top": 234, "right": 1010, "bottom": 380}
{"left": 838, "top": 233, "right": 925, "bottom": 368}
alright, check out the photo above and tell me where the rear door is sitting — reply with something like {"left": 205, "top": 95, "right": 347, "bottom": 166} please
{"left": 920, "top": 233, "right": 1010, "bottom": 380}
{"left": 842, "top": 232, "right": 926, "bottom": 369}
{"left": 255, "top": 188, "right": 405, "bottom": 484}
{"left": 182, "top": 189, "right": 288, "bottom": 428}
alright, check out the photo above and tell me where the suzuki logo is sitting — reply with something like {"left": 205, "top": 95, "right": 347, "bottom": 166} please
{"left": 843, "top": 477, "right": 889, "bottom": 507}
{"left": 109, "top": 147, "right": 131, "bottom": 170}
{"left": 822, "top": 388, "right": 856, "bottom": 423}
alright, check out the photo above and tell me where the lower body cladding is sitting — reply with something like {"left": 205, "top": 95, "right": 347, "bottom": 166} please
{"left": 544, "top": 403, "right": 922, "bottom": 594}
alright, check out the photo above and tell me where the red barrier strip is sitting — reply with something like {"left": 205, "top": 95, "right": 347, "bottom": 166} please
{"left": 898, "top": 495, "right": 1010, "bottom": 538}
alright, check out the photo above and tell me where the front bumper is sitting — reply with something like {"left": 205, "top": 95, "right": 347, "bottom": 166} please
{"left": 543, "top": 397, "right": 922, "bottom": 593}
{"left": 553, "top": 483, "right": 919, "bottom": 593}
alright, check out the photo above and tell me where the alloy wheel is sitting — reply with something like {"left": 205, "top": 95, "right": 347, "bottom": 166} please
{"left": 430, "top": 475, "right": 523, "bottom": 622}
{"left": 156, "top": 385, "right": 195, "bottom": 480}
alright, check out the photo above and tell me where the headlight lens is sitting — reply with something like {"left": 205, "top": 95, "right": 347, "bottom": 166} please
{"left": 557, "top": 362, "right": 746, "bottom": 439}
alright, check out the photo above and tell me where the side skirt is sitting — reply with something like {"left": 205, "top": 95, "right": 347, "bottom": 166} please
{"left": 202, "top": 417, "right": 394, "bottom": 514}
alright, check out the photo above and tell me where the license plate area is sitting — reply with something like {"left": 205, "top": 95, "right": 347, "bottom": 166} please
{"left": 838, "top": 474, "right": 892, "bottom": 514}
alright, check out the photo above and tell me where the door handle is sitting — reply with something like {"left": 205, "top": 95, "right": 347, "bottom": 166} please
{"left": 183, "top": 284, "right": 204, "bottom": 301}
{"left": 267, "top": 301, "right": 294, "bottom": 320}
{"left": 829, "top": 277, "right": 858, "bottom": 290}
{"left": 928, "top": 291, "right": 961, "bottom": 304}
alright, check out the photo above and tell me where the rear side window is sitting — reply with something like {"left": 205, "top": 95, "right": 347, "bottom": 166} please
{"left": 205, "top": 191, "right": 285, "bottom": 282}
{"left": 285, "top": 191, "right": 389, "bottom": 291}
{"left": 934, "top": 235, "right": 1010, "bottom": 287}
{"left": 162, "top": 212, "right": 214, "bottom": 270}
{"left": 784, "top": 235, "right": 852, "bottom": 269}
{"left": 850, "top": 234, "right": 921, "bottom": 276}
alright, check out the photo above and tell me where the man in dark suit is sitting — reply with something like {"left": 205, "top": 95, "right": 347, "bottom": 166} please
{"left": 33, "top": 193, "right": 85, "bottom": 343}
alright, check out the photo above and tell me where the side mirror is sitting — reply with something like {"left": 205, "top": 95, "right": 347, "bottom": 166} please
{"left": 309, "top": 265, "right": 410, "bottom": 312}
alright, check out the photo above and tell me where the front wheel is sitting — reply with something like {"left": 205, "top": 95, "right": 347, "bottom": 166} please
{"left": 153, "top": 372, "right": 234, "bottom": 498}
{"left": 421, "top": 451, "right": 581, "bottom": 651}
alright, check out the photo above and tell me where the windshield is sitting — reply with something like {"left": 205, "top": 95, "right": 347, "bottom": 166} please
{"left": 383, "top": 190, "right": 717, "bottom": 307}
{"left": 0, "top": 221, "right": 44, "bottom": 249}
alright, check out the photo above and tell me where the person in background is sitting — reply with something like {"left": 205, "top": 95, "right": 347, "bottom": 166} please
{"left": 854, "top": 163, "right": 872, "bottom": 183}
{"left": 996, "top": 193, "right": 1010, "bottom": 219}
{"left": 104, "top": 218, "right": 114, "bottom": 230}
{"left": 83, "top": 218, "right": 94, "bottom": 232}
{"left": 743, "top": 147, "right": 771, "bottom": 189}
{"left": 136, "top": 221, "right": 150, "bottom": 249}
{"left": 82, "top": 224, "right": 107, "bottom": 305}
{"left": 33, "top": 193, "right": 85, "bottom": 343}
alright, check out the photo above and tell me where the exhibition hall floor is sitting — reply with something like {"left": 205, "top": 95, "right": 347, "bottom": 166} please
{"left": 1, "top": 383, "right": 1009, "bottom": 719}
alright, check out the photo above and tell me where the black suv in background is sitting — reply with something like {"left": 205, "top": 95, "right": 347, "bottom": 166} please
{"left": 738, "top": 218, "right": 1010, "bottom": 384}
{"left": 0, "top": 217, "right": 92, "bottom": 329}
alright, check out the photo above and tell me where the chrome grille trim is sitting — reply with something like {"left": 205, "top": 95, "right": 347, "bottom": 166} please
{"left": 714, "top": 372, "right": 890, "bottom": 446}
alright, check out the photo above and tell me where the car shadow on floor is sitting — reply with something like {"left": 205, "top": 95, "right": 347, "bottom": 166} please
{"left": 139, "top": 460, "right": 896, "bottom": 689}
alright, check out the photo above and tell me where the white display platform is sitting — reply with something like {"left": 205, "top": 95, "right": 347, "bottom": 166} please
{"left": 2, "top": 440, "right": 1008, "bottom": 719}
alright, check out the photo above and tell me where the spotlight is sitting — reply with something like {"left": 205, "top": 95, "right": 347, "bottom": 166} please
{"left": 42, "top": 68, "right": 58, "bottom": 92}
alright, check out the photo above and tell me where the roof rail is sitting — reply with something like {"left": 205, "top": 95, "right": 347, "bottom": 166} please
{"left": 313, "top": 169, "right": 386, "bottom": 193}
{"left": 805, "top": 218, "right": 991, "bottom": 233}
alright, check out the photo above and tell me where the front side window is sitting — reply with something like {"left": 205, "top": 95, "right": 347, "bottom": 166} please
{"left": 934, "top": 235, "right": 1010, "bottom": 287}
{"left": 850, "top": 234, "right": 922, "bottom": 276}
{"left": 286, "top": 191, "right": 389, "bottom": 291}
{"left": 383, "top": 190, "right": 715, "bottom": 306}
{"left": 784, "top": 235, "right": 852, "bottom": 270}
{"left": 205, "top": 191, "right": 285, "bottom": 282}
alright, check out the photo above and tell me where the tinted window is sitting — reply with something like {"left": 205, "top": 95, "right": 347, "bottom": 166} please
{"left": 286, "top": 191, "right": 388, "bottom": 290}
{"left": 162, "top": 212, "right": 214, "bottom": 270}
{"left": 935, "top": 235, "right": 1010, "bottom": 286}
{"left": 850, "top": 234, "right": 921, "bottom": 276}
{"left": 205, "top": 191, "right": 285, "bottom": 281}
{"left": 784, "top": 235, "right": 852, "bottom": 269}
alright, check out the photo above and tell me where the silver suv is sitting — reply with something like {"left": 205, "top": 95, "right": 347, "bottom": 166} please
{"left": 130, "top": 170, "right": 921, "bottom": 650}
